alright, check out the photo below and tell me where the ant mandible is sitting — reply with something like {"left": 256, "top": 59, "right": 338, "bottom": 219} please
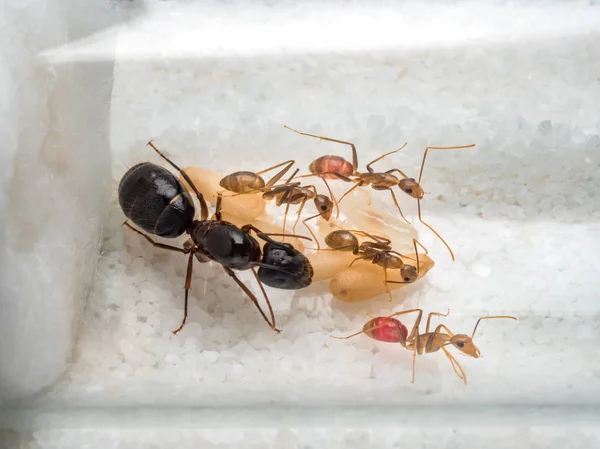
{"left": 333, "top": 310, "right": 517, "bottom": 384}
{"left": 118, "top": 141, "right": 313, "bottom": 335}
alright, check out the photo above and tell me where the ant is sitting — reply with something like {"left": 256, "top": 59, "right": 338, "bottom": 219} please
{"left": 219, "top": 159, "right": 296, "bottom": 195}
{"left": 333, "top": 310, "right": 517, "bottom": 384}
{"left": 284, "top": 126, "right": 475, "bottom": 261}
{"left": 262, "top": 168, "right": 334, "bottom": 246}
{"left": 118, "top": 141, "right": 313, "bottom": 335}
{"left": 323, "top": 229, "right": 427, "bottom": 300}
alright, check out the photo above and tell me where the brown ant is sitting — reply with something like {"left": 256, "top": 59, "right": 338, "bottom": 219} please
{"left": 323, "top": 229, "right": 427, "bottom": 300}
{"left": 333, "top": 310, "right": 517, "bottom": 384}
{"left": 284, "top": 126, "right": 475, "bottom": 261}
{"left": 118, "top": 141, "right": 313, "bottom": 335}
{"left": 261, "top": 168, "right": 334, "bottom": 244}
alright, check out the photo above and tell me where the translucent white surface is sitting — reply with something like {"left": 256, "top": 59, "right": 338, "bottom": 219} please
{"left": 0, "top": 0, "right": 115, "bottom": 403}
{"left": 6, "top": 1, "right": 600, "bottom": 448}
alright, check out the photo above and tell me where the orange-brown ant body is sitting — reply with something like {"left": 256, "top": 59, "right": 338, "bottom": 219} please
{"left": 334, "top": 310, "right": 517, "bottom": 384}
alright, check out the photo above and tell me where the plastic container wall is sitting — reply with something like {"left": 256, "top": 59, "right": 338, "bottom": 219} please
{"left": 0, "top": 0, "right": 116, "bottom": 402}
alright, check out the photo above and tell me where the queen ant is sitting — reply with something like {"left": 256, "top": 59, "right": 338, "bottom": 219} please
{"left": 284, "top": 126, "right": 474, "bottom": 261}
{"left": 333, "top": 310, "right": 517, "bottom": 384}
{"left": 323, "top": 229, "right": 427, "bottom": 300}
{"left": 118, "top": 141, "right": 313, "bottom": 334}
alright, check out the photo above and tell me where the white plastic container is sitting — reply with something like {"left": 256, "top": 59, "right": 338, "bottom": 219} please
{"left": 2, "top": 1, "right": 600, "bottom": 448}
{"left": 0, "top": 0, "right": 117, "bottom": 403}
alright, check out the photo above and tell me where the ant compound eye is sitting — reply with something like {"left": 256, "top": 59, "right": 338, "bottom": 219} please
{"left": 403, "top": 277, "right": 411, "bottom": 282}
{"left": 321, "top": 205, "right": 328, "bottom": 211}
{"left": 405, "top": 188, "right": 413, "bottom": 194}
{"left": 456, "top": 342, "right": 465, "bottom": 348}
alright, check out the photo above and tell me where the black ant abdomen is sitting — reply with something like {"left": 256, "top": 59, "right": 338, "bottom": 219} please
{"left": 118, "top": 162, "right": 194, "bottom": 238}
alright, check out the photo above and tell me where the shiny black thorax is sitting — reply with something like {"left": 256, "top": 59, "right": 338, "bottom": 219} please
{"left": 118, "top": 162, "right": 195, "bottom": 237}
{"left": 257, "top": 242, "right": 313, "bottom": 289}
{"left": 190, "top": 220, "right": 261, "bottom": 270}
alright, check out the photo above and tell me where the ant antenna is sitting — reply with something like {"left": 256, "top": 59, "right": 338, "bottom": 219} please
{"left": 471, "top": 316, "right": 517, "bottom": 339}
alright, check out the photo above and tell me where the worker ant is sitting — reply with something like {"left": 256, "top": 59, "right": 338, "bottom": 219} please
{"left": 333, "top": 310, "right": 517, "bottom": 384}
{"left": 284, "top": 126, "right": 474, "bottom": 261}
{"left": 261, "top": 168, "right": 334, "bottom": 246}
{"left": 323, "top": 229, "right": 427, "bottom": 300}
{"left": 118, "top": 141, "right": 313, "bottom": 335}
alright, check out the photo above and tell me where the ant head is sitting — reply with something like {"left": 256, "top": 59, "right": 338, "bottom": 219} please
{"left": 314, "top": 194, "right": 333, "bottom": 221}
{"left": 450, "top": 334, "right": 480, "bottom": 358}
{"left": 399, "top": 178, "right": 424, "bottom": 199}
{"left": 400, "top": 264, "right": 418, "bottom": 283}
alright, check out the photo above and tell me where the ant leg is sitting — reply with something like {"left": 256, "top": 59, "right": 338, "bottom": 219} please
{"left": 441, "top": 346, "right": 467, "bottom": 384}
{"left": 415, "top": 239, "right": 428, "bottom": 253}
{"left": 358, "top": 241, "right": 392, "bottom": 252}
{"left": 383, "top": 267, "right": 392, "bottom": 302}
{"left": 385, "top": 168, "right": 410, "bottom": 179}
{"left": 432, "top": 323, "right": 456, "bottom": 338}
{"left": 240, "top": 224, "right": 312, "bottom": 243}
{"left": 413, "top": 144, "right": 475, "bottom": 261}
{"left": 386, "top": 188, "right": 411, "bottom": 224}
{"left": 335, "top": 181, "right": 363, "bottom": 219}
{"left": 122, "top": 222, "right": 189, "bottom": 254}
{"left": 330, "top": 321, "right": 397, "bottom": 341}
{"left": 320, "top": 177, "right": 339, "bottom": 219}
{"left": 281, "top": 201, "right": 292, "bottom": 239}
{"left": 257, "top": 160, "right": 295, "bottom": 187}
{"left": 417, "top": 144, "right": 475, "bottom": 184}
{"left": 268, "top": 183, "right": 298, "bottom": 207}
{"left": 284, "top": 168, "right": 300, "bottom": 184}
{"left": 365, "top": 143, "right": 407, "bottom": 173}
{"left": 284, "top": 126, "right": 359, "bottom": 172}
{"left": 425, "top": 309, "right": 451, "bottom": 333}
{"left": 147, "top": 140, "right": 209, "bottom": 220}
{"left": 214, "top": 193, "right": 223, "bottom": 221}
{"left": 301, "top": 213, "right": 322, "bottom": 250}
{"left": 471, "top": 316, "right": 518, "bottom": 339}
{"left": 410, "top": 334, "right": 419, "bottom": 383}
{"left": 349, "top": 254, "right": 374, "bottom": 267}
{"left": 172, "top": 251, "right": 195, "bottom": 334}
{"left": 222, "top": 266, "right": 280, "bottom": 333}
{"left": 350, "top": 231, "right": 391, "bottom": 246}
{"left": 417, "top": 198, "right": 454, "bottom": 261}
{"left": 250, "top": 266, "right": 277, "bottom": 330}
{"left": 291, "top": 194, "right": 309, "bottom": 235}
